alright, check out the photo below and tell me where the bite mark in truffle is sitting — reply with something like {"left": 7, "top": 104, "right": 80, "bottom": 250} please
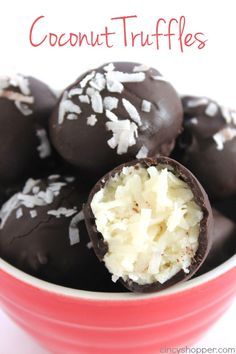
{"left": 84, "top": 157, "right": 213, "bottom": 293}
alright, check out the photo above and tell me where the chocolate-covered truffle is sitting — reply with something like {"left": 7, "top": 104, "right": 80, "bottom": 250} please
{"left": 196, "top": 208, "right": 236, "bottom": 275}
{"left": 0, "top": 175, "right": 118, "bottom": 290}
{"left": 0, "top": 74, "right": 56, "bottom": 185}
{"left": 213, "top": 197, "right": 236, "bottom": 222}
{"left": 50, "top": 62, "right": 183, "bottom": 179}
{"left": 179, "top": 96, "right": 236, "bottom": 200}
{"left": 85, "top": 157, "right": 213, "bottom": 293}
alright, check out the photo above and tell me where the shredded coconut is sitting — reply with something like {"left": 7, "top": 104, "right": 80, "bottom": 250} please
{"left": 91, "top": 90, "right": 103, "bottom": 113}
{"left": 91, "top": 165, "right": 202, "bottom": 285}
{"left": 80, "top": 71, "right": 95, "bottom": 88}
{"left": 106, "top": 119, "right": 138, "bottom": 154}
{"left": 79, "top": 95, "right": 90, "bottom": 104}
{"left": 136, "top": 146, "right": 148, "bottom": 158}
{"left": 16, "top": 208, "right": 23, "bottom": 219}
{"left": 0, "top": 177, "right": 68, "bottom": 228}
{"left": 58, "top": 91, "right": 81, "bottom": 124}
{"left": 30, "top": 210, "right": 37, "bottom": 218}
{"left": 186, "top": 97, "right": 209, "bottom": 108}
{"left": 87, "top": 241, "right": 93, "bottom": 249}
{"left": 213, "top": 127, "right": 236, "bottom": 150}
{"left": 36, "top": 129, "right": 51, "bottom": 159}
{"left": 47, "top": 207, "right": 77, "bottom": 218}
{"left": 221, "top": 106, "right": 236, "bottom": 125}
{"left": 141, "top": 100, "right": 152, "bottom": 113}
{"left": 89, "top": 73, "right": 106, "bottom": 91}
{"left": 133, "top": 64, "right": 150, "bottom": 72}
{"left": 105, "top": 110, "right": 118, "bottom": 122}
{"left": 103, "top": 63, "right": 115, "bottom": 72}
{"left": 69, "top": 210, "right": 84, "bottom": 245}
{"left": 122, "top": 98, "right": 142, "bottom": 126}
{"left": 87, "top": 114, "right": 97, "bottom": 126}
{"left": 151, "top": 75, "right": 168, "bottom": 82}
{"left": 0, "top": 74, "right": 34, "bottom": 115}
{"left": 68, "top": 88, "right": 83, "bottom": 97}
{"left": 205, "top": 102, "right": 218, "bottom": 117}
{"left": 189, "top": 117, "right": 198, "bottom": 125}
{"left": 103, "top": 96, "right": 119, "bottom": 111}
{"left": 14, "top": 101, "right": 33, "bottom": 116}
{"left": 106, "top": 71, "right": 145, "bottom": 83}
{"left": 106, "top": 77, "right": 124, "bottom": 93}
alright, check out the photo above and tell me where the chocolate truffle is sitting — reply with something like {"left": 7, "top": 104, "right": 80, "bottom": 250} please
{"left": 0, "top": 74, "right": 56, "bottom": 185}
{"left": 84, "top": 157, "right": 213, "bottom": 293}
{"left": 213, "top": 197, "right": 236, "bottom": 222}
{"left": 196, "top": 208, "right": 236, "bottom": 275}
{"left": 0, "top": 175, "right": 117, "bottom": 290}
{"left": 0, "top": 186, "right": 5, "bottom": 208}
{"left": 179, "top": 96, "right": 236, "bottom": 200}
{"left": 50, "top": 62, "right": 183, "bottom": 178}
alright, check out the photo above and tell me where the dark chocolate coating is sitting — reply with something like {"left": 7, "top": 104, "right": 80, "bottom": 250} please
{"left": 196, "top": 208, "right": 236, "bottom": 275}
{"left": 84, "top": 157, "right": 213, "bottom": 293}
{"left": 178, "top": 96, "right": 236, "bottom": 200}
{"left": 213, "top": 197, "right": 236, "bottom": 223}
{"left": 0, "top": 75, "right": 56, "bottom": 185}
{"left": 50, "top": 62, "right": 183, "bottom": 179}
{"left": 0, "top": 176, "right": 120, "bottom": 291}
{"left": 0, "top": 187, "right": 5, "bottom": 208}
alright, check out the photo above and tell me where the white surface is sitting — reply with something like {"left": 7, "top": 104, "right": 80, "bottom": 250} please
{"left": 0, "top": 0, "right": 236, "bottom": 107}
{"left": 0, "top": 301, "right": 235, "bottom": 353}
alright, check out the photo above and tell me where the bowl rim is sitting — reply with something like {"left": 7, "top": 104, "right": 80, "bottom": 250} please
{"left": 0, "top": 255, "right": 236, "bottom": 301}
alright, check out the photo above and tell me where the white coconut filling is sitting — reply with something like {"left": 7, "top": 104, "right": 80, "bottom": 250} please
{"left": 91, "top": 165, "right": 203, "bottom": 285}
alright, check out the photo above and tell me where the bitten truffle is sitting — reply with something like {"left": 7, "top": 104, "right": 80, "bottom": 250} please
{"left": 179, "top": 96, "right": 236, "bottom": 200}
{"left": 0, "top": 175, "right": 117, "bottom": 290}
{"left": 50, "top": 62, "right": 183, "bottom": 178}
{"left": 84, "top": 157, "right": 213, "bottom": 293}
{"left": 0, "top": 74, "right": 56, "bottom": 185}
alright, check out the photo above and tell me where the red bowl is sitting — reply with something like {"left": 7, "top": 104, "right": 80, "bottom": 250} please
{"left": 0, "top": 255, "right": 235, "bottom": 354}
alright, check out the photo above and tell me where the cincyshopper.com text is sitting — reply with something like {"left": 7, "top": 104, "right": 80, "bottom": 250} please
{"left": 160, "top": 347, "right": 236, "bottom": 354}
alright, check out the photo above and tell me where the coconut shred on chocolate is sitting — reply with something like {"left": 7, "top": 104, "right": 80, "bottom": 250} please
{"left": 50, "top": 62, "right": 183, "bottom": 179}
{"left": 85, "top": 157, "right": 213, "bottom": 293}
{"left": 0, "top": 74, "right": 56, "bottom": 185}
{"left": 178, "top": 96, "right": 236, "bottom": 200}
{"left": 0, "top": 175, "right": 120, "bottom": 290}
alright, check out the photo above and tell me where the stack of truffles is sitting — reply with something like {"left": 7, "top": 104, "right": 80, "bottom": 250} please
{"left": 0, "top": 63, "right": 235, "bottom": 293}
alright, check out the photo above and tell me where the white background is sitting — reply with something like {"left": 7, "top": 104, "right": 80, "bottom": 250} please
{"left": 0, "top": 0, "right": 235, "bottom": 106}
{"left": 0, "top": 302, "right": 236, "bottom": 353}
{"left": 0, "top": 0, "right": 236, "bottom": 352}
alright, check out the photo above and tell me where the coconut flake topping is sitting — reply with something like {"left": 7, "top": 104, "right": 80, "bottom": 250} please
{"left": 0, "top": 74, "right": 34, "bottom": 116}
{"left": 87, "top": 114, "right": 98, "bottom": 126}
{"left": 122, "top": 98, "right": 142, "bottom": 126}
{"left": 36, "top": 128, "right": 51, "bottom": 159}
{"left": 0, "top": 176, "right": 68, "bottom": 228}
{"left": 69, "top": 210, "right": 84, "bottom": 245}
{"left": 186, "top": 97, "right": 209, "bottom": 108}
{"left": 103, "top": 96, "right": 119, "bottom": 111}
{"left": 136, "top": 146, "right": 148, "bottom": 158}
{"left": 205, "top": 102, "right": 218, "bottom": 117}
{"left": 141, "top": 100, "right": 152, "bottom": 113}
{"left": 221, "top": 106, "right": 236, "bottom": 125}
{"left": 58, "top": 91, "right": 81, "bottom": 124}
{"left": 133, "top": 64, "right": 150, "bottom": 72}
{"left": 106, "top": 120, "right": 138, "bottom": 154}
{"left": 213, "top": 127, "right": 236, "bottom": 150}
{"left": 47, "top": 207, "right": 77, "bottom": 218}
